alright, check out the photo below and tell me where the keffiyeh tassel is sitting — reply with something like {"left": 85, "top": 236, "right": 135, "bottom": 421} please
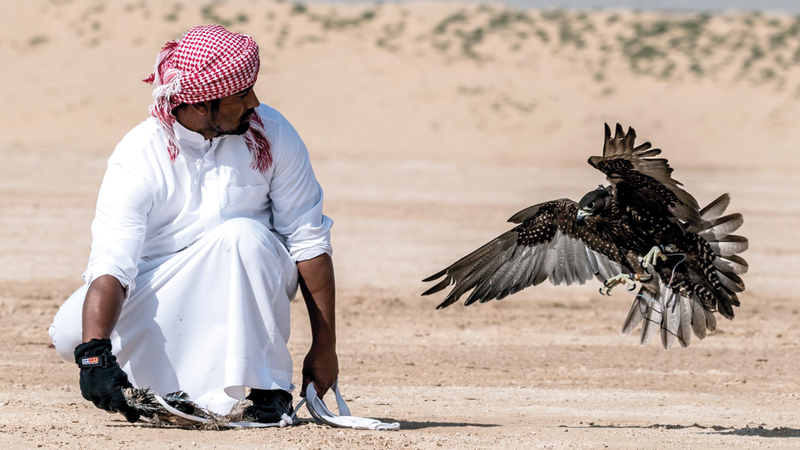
{"left": 145, "top": 40, "right": 184, "bottom": 162}
{"left": 245, "top": 112, "right": 272, "bottom": 173}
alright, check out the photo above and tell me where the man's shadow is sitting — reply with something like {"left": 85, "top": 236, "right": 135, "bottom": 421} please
{"left": 392, "top": 420, "right": 499, "bottom": 430}
{"left": 109, "top": 418, "right": 500, "bottom": 430}
{"left": 573, "top": 423, "right": 800, "bottom": 438}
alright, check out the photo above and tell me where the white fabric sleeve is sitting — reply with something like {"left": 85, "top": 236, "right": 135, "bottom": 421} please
{"left": 82, "top": 161, "right": 153, "bottom": 295}
{"left": 269, "top": 118, "right": 333, "bottom": 262}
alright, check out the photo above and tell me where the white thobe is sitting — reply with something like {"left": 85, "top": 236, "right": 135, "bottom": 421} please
{"left": 49, "top": 104, "right": 333, "bottom": 414}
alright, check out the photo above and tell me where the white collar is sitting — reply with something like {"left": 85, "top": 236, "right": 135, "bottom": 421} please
{"left": 173, "top": 119, "right": 208, "bottom": 145}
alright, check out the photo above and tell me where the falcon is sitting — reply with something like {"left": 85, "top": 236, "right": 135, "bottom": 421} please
{"left": 422, "top": 124, "right": 748, "bottom": 349}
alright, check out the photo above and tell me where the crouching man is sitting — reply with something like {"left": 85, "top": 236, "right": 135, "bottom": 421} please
{"left": 49, "top": 24, "right": 338, "bottom": 423}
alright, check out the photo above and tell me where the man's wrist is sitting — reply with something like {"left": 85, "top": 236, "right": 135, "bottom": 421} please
{"left": 310, "top": 338, "right": 337, "bottom": 351}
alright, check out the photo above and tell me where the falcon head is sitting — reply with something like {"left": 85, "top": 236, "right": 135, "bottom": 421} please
{"left": 577, "top": 186, "right": 612, "bottom": 222}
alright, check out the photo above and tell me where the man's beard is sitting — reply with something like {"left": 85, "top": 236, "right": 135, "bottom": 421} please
{"left": 209, "top": 109, "right": 254, "bottom": 136}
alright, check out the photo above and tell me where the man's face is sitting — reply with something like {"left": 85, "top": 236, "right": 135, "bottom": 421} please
{"left": 207, "top": 87, "right": 260, "bottom": 136}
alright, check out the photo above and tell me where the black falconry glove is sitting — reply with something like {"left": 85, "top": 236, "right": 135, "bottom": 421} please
{"left": 74, "top": 339, "right": 140, "bottom": 423}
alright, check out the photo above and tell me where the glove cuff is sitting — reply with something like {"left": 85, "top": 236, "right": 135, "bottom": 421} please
{"left": 74, "top": 339, "right": 114, "bottom": 367}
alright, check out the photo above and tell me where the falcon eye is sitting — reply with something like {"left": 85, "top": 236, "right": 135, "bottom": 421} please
{"left": 587, "top": 202, "right": 595, "bottom": 209}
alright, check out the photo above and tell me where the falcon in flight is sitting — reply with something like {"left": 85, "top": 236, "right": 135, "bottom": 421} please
{"left": 422, "top": 124, "right": 748, "bottom": 349}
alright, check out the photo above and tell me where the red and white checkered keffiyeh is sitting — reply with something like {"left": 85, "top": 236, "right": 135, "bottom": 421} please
{"left": 143, "top": 25, "right": 271, "bottom": 172}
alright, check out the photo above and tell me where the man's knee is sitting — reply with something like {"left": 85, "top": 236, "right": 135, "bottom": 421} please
{"left": 49, "top": 286, "right": 88, "bottom": 362}
{"left": 49, "top": 313, "right": 83, "bottom": 362}
{"left": 216, "top": 218, "right": 275, "bottom": 251}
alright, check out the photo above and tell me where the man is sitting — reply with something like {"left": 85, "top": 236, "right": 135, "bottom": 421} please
{"left": 49, "top": 24, "right": 338, "bottom": 423}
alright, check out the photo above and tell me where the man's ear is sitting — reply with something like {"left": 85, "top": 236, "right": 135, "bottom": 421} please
{"left": 190, "top": 101, "right": 212, "bottom": 116}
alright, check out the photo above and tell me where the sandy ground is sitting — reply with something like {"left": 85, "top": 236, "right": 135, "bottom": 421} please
{"left": 2, "top": 1, "right": 800, "bottom": 449}
{"left": 1, "top": 151, "right": 798, "bottom": 449}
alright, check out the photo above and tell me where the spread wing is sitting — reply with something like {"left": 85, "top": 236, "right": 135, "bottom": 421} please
{"left": 587, "top": 123, "right": 702, "bottom": 229}
{"left": 422, "top": 199, "right": 627, "bottom": 309}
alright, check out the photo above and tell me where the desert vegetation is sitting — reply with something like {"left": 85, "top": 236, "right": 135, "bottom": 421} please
{"left": 281, "top": 3, "right": 800, "bottom": 88}
{"left": 20, "top": 1, "right": 800, "bottom": 90}
{"left": 172, "top": 1, "right": 800, "bottom": 90}
{"left": 5, "top": 0, "right": 800, "bottom": 169}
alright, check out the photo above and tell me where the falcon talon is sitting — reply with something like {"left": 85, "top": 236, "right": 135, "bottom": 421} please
{"left": 641, "top": 245, "right": 666, "bottom": 270}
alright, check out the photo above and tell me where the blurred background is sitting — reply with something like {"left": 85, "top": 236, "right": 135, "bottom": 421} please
{"left": 4, "top": 0, "right": 800, "bottom": 168}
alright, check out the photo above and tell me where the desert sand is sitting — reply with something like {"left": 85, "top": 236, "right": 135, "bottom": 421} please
{"left": 0, "top": 0, "right": 799, "bottom": 448}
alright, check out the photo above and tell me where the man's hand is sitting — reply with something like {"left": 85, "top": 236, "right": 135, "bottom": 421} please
{"left": 74, "top": 339, "right": 140, "bottom": 423}
{"left": 297, "top": 253, "right": 338, "bottom": 399}
{"left": 301, "top": 342, "right": 339, "bottom": 398}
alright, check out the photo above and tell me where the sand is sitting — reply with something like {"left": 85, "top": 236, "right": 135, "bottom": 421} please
{"left": 0, "top": 1, "right": 798, "bottom": 448}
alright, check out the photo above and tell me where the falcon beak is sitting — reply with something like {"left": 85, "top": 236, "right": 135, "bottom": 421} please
{"left": 576, "top": 210, "right": 588, "bottom": 222}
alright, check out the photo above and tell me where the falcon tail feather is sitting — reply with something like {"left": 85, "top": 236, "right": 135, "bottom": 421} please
{"left": 699, "top": 193, "right": 731, "bottom": 222}
{"left": 661, "top": 292, "right": 681, "bottom": 350}
{"left": 622, "top": 286, "right": 706, "bottom": 350}
{"left": 698, "top": 213, "right": 744, "bottom": 241}
{"left": 677, "top": 295, "right": 693, "bottom": 348}
{"left": 712, "top": 254, "right": 748, "bottom": 275}
{"left": 695, "top": 194, "right": 748, "bottom": 320}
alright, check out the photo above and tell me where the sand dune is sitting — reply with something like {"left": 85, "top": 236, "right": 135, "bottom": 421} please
{"left": 3, "top": 0, "right": 800, "bottom": 169}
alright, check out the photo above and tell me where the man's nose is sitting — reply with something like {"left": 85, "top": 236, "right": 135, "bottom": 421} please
{"left": 245, "top": 89, "right": 260, "bottom": 110}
